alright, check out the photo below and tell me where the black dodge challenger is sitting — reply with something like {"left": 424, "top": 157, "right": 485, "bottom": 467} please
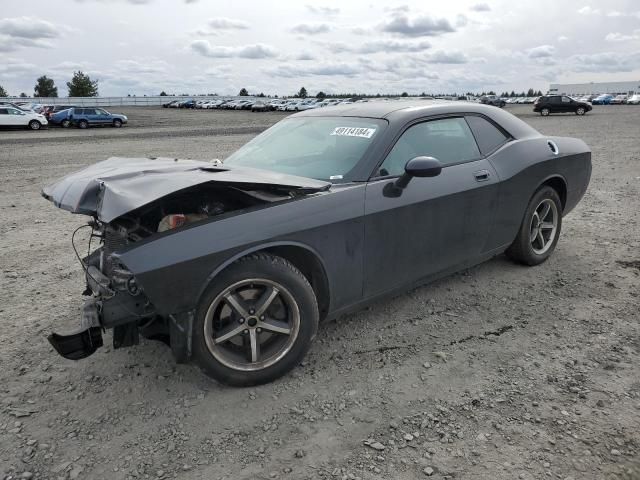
{"left": 43, "top": 101, "right": 591, "bottom": 386}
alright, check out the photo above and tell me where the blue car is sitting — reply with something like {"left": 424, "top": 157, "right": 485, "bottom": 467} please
{"left": 50, "top": 107, "right": 128, "bottom": 128}
{"left": 591, "top": 94, "right": 614, "bottom": 105}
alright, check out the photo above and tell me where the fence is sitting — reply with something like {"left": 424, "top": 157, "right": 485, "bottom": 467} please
{"left": 0, "top": 95, "right": 256, "bottom": 107}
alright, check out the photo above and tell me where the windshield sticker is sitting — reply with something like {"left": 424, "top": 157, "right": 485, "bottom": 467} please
{"left": 330, "top": 127, "right": 376, "bottom": 139}
{"left": 329, "top": 174, "right": 344, "bottom": 180}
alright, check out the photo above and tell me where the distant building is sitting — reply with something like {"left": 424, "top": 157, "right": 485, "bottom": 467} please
{"left": 548, "top": 81, "right": 640, "bottom": 95}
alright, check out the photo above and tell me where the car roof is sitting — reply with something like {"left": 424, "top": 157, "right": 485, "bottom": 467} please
{"left": 293, "top": 100, "right": 540, "bottom": 139}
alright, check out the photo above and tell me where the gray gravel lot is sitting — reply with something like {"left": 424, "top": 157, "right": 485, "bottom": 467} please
{"left": 1, "top": 105, "right": 639, "bottom": 480}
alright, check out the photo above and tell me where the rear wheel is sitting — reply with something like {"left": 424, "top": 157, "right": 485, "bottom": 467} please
{"left": 506, "top": 186, "right": 562, "bottom": 266}
{"left": 28, "top": 120, "right": 41, "bottom": 130}
{"left": 576, "top": 107, "right": 586, "bottom": 115}
{"left": 192, "top": 253, "right": 319, "bottom": 386}
{"left": 540, "top": 108, "right": 550, "bottom": 116}
{"left": 113, "top": 119, "right": 123, "bottom": 128}
{"left": 78, "top": 120, "right": 88, "bottom": 129}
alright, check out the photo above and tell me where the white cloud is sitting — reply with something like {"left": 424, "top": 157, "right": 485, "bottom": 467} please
{"left": 191, "top": 41, "right": 278, "bottom": 59}
{"left": 320, "top": 39, "right": 432, "bottom": 54}
{"left": 265, "top": 62, "right": 361, "bottom": 78}
{"left": 0, "top": 16, "right": 61, "bottom": 39}
{"left": 604, "top": 31, "right": 640, "bottom": 42}
{"left": 578, "top": 6, "right": 600, "bottom": 15}
{"left": 527, "top": 45, "right": 555, "bottom": 58}
{"left": 380, "top": 11, "right": 456, "bottom": 37}
{"left": 422, "top": 50, "right": 468, "bottom": 64}
{"left": 470, "top": 3, "right": 491, "bottom": 12}
{"left": 207, "top": 17, "right": 250, "bottom": 30}
{"left": 305, "top": 5, "right": 340, "bottom": 16}
{"left": 571, "top": 51, "right": 640, "bottom": 72}
{"left": 291, "top": 23, "right": 332, "bottom": 35}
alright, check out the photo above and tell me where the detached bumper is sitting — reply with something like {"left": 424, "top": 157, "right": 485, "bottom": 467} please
{"left": 48, "top": 259, "right": 154, "bottom": 360}
{"left": 48, "top": 327, "right": 103, "bottom": 360}
{"left": 48, "top": 298, "right": 103, "bottom": 360}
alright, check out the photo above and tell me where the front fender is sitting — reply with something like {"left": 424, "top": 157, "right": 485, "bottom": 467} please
{"left": 114, "top": 184, "right": 366, "bottom": 317}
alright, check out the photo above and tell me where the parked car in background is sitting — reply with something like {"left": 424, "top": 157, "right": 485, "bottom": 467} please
{"left": 251, "top": 101, "right": 269, "bottom": 112}
{"left": 44, "top": 105, "right": 74, "bottom": 120}
{"left": 533, "top": 95, "right": 592, "bottom": 116}
{"left": 479, "top": 95, "right": 506, "bottom": 107}
{"left": 611, "top": 94, "right": 628, "bottom": 105}
{"left": 592, "top": 94, "right": 614, "bottom": 105}
{"left": 0, "top": 106, "right": 48, "bottom": 130}
{"left": 51, "top": 107, "right": 128, "bottom": 128}
{"left": 179, "top": 99, "right": 197, "bottom": 109}
{"left": 628, "top": 94, "right": 640, "bottom": 105}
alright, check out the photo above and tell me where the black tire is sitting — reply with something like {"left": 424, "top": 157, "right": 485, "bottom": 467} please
{"left": 540, "top": 108, "right": 550, "bottom": 116}
{"left": 192, "top": 253, "right": 319, "bottom": 386}
{"left": 61, "top": 119, "right": 71, "bottom": 128}
{"left": 78, "top": 120, "right": 88, "bottom": 129}
{"left": 28, "top": 120, "right": 41, "bottom": 130}
{"left": 576, "top": 107, "right": 585, "bottom": 116}
{"left": 506, "top": 186, "right": 562, "bottom": 266}
{"left": 113, "top": 119, "right": 123, "bottom": 128}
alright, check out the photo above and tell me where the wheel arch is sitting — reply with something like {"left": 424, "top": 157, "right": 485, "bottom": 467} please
{"left": 197, "top": 241, "right": 331, "bottom": 321}
{"left": 537, "top": 174, "right": 567, "bottom": 211}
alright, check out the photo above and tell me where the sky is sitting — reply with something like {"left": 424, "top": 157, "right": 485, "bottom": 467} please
{"left": 1, "top": 0, "right": 640, "bottom": 97}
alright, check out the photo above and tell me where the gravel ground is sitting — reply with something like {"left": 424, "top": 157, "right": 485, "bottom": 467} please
{"left": 1, "top": 105, "right": 639, "bottom": 480}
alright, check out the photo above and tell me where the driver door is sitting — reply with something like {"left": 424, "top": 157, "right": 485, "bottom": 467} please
{"left": 363, "top": 116, "right": 499, "bottom": 297}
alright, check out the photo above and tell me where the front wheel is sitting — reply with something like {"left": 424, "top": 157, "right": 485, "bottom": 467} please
{"left": 540, "top": 108, "right": 550, "bottom": 116}
{"left": 576, "top": 107, "right": 585, "bottom": 115}
{"left": 61, "top": 119, "right": 71, "bottom": 128}
{"left": 28, "top": 120, "right": 41, "bottom": 130}
{"left": 506, "top": 186, "right": 562, "bottom": 266}
{"left": 192, "top": 253, "right": 319, "bottom": 386}
{"left": 113, "top": 119, "right": 123, "bottom": 127}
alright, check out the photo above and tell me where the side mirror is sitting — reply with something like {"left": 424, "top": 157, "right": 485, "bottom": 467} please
{"left": 384, "top": 157, "right": 442, "bottom": 197}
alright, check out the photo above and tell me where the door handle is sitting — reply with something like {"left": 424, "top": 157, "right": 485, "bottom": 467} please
{"left": 473, "top": 170, "right": 490, "bottom": 182}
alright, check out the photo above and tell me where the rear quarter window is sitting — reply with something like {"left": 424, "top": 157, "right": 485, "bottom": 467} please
{"left": 465, "top": 116, "right": 510, "bottom": 156}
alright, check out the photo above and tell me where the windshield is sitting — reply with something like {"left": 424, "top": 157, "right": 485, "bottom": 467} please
{"left": 224, "top": 116, "right": 385, "bottom": 182}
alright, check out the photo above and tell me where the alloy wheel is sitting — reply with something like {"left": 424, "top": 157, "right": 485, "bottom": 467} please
{"left": 203, "top": 279, "right": 300, "bottom": 371}
{"left": 529, "top": 198, "right": 558, "bottom": 255}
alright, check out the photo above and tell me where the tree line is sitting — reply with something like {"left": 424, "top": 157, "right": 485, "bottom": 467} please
{"left": 0, "top": 71, "right": 99, "bottom": 98}
{"left": 0, "top": 80, "right": 545, "bottom": 100}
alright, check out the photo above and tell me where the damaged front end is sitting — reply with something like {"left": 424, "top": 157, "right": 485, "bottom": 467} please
{"left": 44, "top": 157, "right": 329, "bottom": 362}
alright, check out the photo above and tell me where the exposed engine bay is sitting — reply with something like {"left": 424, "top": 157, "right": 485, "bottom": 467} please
{"left": 106, "top": 183, "right": 291, "bottom": 242}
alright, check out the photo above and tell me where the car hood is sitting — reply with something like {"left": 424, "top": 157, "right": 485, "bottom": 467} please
{"left": 42, "top": 156, "right": 331, "bottom": 222}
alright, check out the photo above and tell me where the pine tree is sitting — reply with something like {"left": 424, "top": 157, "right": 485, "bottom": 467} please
{"left": 34, "top": 75, "right": 58, "bottom": 97}
{"left": 67, "top": 71, "right": 99, "bottom": 97}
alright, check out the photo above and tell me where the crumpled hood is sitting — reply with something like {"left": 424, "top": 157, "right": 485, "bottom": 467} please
{"left": 42, "top": 157, "right": 330, "bottom": 222}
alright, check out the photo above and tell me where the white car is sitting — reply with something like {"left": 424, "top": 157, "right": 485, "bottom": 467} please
{"left": 0, "top": 106, "right": 48, "bottom": 130}
{"left": 628, "top": 94, "right": 640, "bottom": 105}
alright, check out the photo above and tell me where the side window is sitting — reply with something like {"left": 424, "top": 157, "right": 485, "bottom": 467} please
{"left": 465, "top": 116, "right": 510, "bottom": 156}
{"left": 562, "top": 96, "right": 571, "bottom": 103}
{"left": 0, "top": 109, "right": 7, "bottom": 115}
{"left": 549, "top": 96, "right": 561, "bottom": 104}
{"left": 378, "top": 117, "right": 481, "bottom": 177}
